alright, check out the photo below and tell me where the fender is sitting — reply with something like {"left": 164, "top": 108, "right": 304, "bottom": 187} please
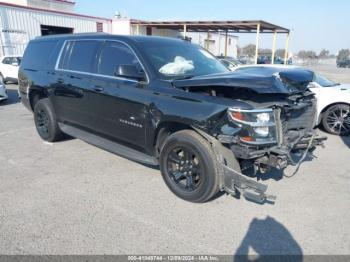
{"left": 192, "top": 127, "right": 276, "bottom": 204}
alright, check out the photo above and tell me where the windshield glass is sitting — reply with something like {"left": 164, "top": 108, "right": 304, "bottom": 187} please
{"left": 141, "top": 40, "right": 229, "bottom": 78}
{"left": 314, "top": 73, "right": 339, "bottom": 87}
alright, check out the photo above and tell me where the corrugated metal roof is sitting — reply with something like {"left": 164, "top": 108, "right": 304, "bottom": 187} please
{"left": 0, "top": 1, "right": 111, "bottom": 21}
{"left": 130, "top": 20, "right": 289, "bottom": 33}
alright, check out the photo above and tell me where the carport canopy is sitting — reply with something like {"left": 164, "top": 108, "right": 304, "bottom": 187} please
{"left": 130, "top": 20, "right": 291, "bottom": 64}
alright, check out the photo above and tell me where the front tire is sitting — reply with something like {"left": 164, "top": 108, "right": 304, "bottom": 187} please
{"left": 159, "top": 130, "right": 220, "bottom": 203}
{"left": 34, "top": 98, "right": 63, "bottom": 142}
{"left": 322, "top": 104, "right": 350, "bottom": 136}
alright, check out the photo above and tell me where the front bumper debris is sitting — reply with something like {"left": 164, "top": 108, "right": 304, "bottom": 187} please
{"left": 259, "top": 133, "right": 327, "bottom": 170}
{"left": 222, "top": 133, "right": 327, "bottom": 204}
{"left": 223, "top": 165, "right": 276, "bottom": 204}
{"left": 232, "top": 132, "right": 327, "bottom": 170}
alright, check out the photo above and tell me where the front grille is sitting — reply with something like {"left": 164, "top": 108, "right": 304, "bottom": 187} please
{"left": 281, "top": 99, "right": 317, "bottom": 133}
{"left": 278, "top": 98, "right": 317, "bottom": 145}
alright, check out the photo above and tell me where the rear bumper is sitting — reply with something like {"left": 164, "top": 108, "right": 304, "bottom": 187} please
{"left": 20, "top": 93, "right": 32, "bottom": 111}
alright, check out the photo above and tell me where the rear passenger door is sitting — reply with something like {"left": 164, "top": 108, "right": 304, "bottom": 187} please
{"left": 88, "top": 40, "right": 147, "bottom": 149}
{"left": 54, "top": 40, "right": 101, "bottom": 129}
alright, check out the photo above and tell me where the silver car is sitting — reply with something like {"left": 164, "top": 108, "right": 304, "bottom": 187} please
{"left": 0, "top": 79, "right": 8, "bottom": 102}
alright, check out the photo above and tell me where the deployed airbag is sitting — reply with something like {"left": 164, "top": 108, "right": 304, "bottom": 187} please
{"left": 159, "top": 56, "right": 194, "bottom": 75}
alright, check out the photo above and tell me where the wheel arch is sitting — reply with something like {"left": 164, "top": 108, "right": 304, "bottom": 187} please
{"left": 153, "top": 121, "right": 195, "bottom": 156}
{"left": 29, "top": 87, "right": 49, "bottom": 111}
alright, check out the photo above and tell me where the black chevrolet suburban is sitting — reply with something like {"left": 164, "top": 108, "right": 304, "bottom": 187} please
{"left": 19, "top": 33, "right": 325, "bottom": 203}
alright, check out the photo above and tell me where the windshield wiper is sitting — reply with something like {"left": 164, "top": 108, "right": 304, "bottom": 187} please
{"left": 324, "top": 83, "right": 340, "bottom": 87}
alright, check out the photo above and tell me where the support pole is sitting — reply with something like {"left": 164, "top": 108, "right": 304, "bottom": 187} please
{"left": 206, "top": 31, "right": 210, "bottom": 50}
{"left": 284, "top": 32, "right": 290, "bottom": 65}
{"left": 136, "top": 24, "right": 140, "bottom": 35}
{"left": 254, "top": 23, "right": 261, "bottom": 64}
{"left": 218, "top": 32, "right": 221, "bottom": 55}
{"left": 183, "top": 24, "right": 187, "bottom": 39}
{"left": 224, "top": 30, "right": 228, "bottom": 57}
{"left": 271, "top": 30, "right": 277, "bottom": 64}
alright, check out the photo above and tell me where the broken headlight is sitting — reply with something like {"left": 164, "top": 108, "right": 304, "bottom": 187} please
{"left": 228, "top": 108, "right": 277, "bottom": 144}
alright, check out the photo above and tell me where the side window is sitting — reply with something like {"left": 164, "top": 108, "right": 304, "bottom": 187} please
{"left": 22, "top": 40, "right": 57, "bottom": 69}
{"left": 2, "top": 57, "right": 12, "bottom": 64}
{"left": 60, "top": 40, "right": 100, "bottom": 73}
{"left": 98, "top": 41, "right": 141, "bottom": 77}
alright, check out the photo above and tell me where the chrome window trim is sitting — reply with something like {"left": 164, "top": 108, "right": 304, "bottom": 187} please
{"left": 54, "top": 38, "right": 150, "bottom": 84}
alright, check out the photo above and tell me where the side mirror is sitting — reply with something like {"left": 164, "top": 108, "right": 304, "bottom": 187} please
{"left": 12, "top": 62, "right": 19, "bottom": 66}
{"left": 115, "top": 65, "right": 145, "bottom": 81}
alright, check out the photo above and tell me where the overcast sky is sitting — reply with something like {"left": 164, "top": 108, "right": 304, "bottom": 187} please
{"left": 76, "top": 0, "right": 349, "bottom": 55}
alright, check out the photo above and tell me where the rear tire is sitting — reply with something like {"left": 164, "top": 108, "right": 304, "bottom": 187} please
{"left": 322, "top": 104, "right": 350, "bottom": 136}
{"left": 159, "top": 130, "right": 220, "bottom": 203}
{"left": 34, "top": 98, "right": 63, "bottom": 142}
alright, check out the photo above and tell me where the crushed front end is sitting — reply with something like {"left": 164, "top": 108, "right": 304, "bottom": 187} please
{"left": 177, "top": 67, "right": 327, "bottom": 203}
{"left": 224, "top": 91, "right": 326, "bottom": 173}
{"left": 214, "top": 90, "right": 326, "bottom": 203}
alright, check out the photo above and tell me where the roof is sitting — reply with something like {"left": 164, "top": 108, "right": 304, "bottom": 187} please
{"left": 34, "top": 33, "right": 186, "bottom": 45}
{"left": 130, "top": 20, "right": 289, "bottom": 33}
{"left": 0, "top": 54, "right": 22, "bottom": 57}
{"left": 51, "top": 0, "right": 75, "bottom": 5}
{"left": 0, "top": 1, "right": 111, "bottom": 22}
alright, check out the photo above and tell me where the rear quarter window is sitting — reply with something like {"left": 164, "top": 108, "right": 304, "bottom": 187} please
{"left": 21, "top": 40, "right": 58, "bottom": 70}
{"left": 58, "top": 40, "right": 101, "bottom": 73}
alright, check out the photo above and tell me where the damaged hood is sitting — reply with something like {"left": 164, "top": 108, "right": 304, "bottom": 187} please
{"left": 173, "top": 68, "right": 314, "bottom": 94}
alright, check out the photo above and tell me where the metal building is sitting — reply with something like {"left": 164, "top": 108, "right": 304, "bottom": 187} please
{"left": 112, "top": 18, "right": 239, "bottom": 57}
{"left": 0, "top": 1, "right": 111, "bottom": 56}
{"left": 113, "top": 19, "right": 290, "bottom": 64}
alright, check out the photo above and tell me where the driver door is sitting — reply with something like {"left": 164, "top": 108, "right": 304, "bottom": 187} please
{"left": 88, "top": 40, "right": 148, "bottom": 149}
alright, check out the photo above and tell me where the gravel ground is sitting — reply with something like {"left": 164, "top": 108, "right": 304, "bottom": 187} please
{"left": 0, "top": 64, "right": 349, "bottom": 256}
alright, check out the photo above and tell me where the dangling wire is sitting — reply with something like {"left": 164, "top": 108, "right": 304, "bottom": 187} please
{"left": 284, "top": 134, "right": 315, "bottom": 178}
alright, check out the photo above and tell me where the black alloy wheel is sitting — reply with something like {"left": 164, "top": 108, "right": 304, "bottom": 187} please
{"left": 322, "top": 104, "right": 350, "bottom": 136}
{"left": 34, "top": 98, "right": 63, "bottom": 142}
{"left": 36, "top": 109, "right": 50, "bottom": 138}
{"left": 166, "top": 146, "right": 202, "bottom": 192}
{"left": 159, "top": 130, "right": 220, "bottom": 203}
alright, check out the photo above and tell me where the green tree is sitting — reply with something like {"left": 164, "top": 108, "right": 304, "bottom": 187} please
{"left": 297, "top": 50, "right": 317, "bottom": 59}
{"left": 337, "top": 49, "right": 350, "bottom": 63}
{"left": 237, "top": 45, "right": 242, "bottom": 56}
{"left": 242, "top": 44, "right": 256, "bottom": 58}
{"left": 275, "top": 49, "right": 286, "bottom": 58}
{"left": 319, "top": 49, "right": 330, "bottom": 59}
{"left": 259, "top": 48, "right": 272, "bottom": 55}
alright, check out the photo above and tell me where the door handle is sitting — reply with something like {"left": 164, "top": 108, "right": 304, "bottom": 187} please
{"left": 93, "top": 86, "right": 104, "bottom": 92}
{"left": 69, "top": 75, "right": 81, "bottom": 80}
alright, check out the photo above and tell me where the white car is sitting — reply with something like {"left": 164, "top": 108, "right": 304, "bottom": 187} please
{"left": 0, "top": 80, "right": 8, "bottom": 102}
{"left": 0, "top": 55, "right": 22, "bottom": 83}
{"left": 232, "top": 65, "right": 350, "bottom": 136}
